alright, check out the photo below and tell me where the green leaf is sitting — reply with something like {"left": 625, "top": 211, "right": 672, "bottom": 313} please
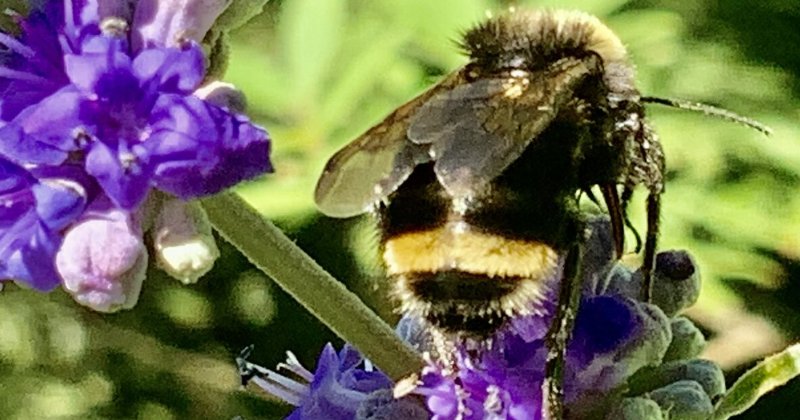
{"left": 712, "top": 343, "right": 800, "bottom": 420}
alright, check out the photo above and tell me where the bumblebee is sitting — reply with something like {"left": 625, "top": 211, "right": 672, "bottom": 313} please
{"left": 317, "top": 9, "right": 658, "bottom": 333}
{"left": 314, "top": 8, "right": 768, "bottom": 417}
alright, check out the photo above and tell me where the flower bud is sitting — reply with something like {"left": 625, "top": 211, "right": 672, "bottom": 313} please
{"left": 152, "top": 198, "right": 219, "bottom": 284}
{"left": 607, "top": 397, "right": 664, "bottom": 420}
{"left": 605, "top": 250, "right": 701, "bottom": 316}
{"left": 648, "top": 380, "right": 714, "bottom": 420}
{"left": 650, "top": 251, "right": 701, "bottom": 316}
{"left": 663, "top": 317, "right": 706, "bottom": 362}
{"left": 570, "top": 297, "right": 671, "bottom": 396}
{"left": 631, "top": 360, "right": 725, "bottom": 402}
{"left": 193, "top": 80, "right": 247, "bottom": 113}
{"left": 603, "top": 264, "right": 637, "bottom": 298}
{"left": 56, "top": 209, "right": 147, "bottom": 312}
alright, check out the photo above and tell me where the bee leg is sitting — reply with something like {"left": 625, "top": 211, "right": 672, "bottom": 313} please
{"left": 641, "top": 192, "right": 661, "bottom": 302}
{"left": 620, "top": 185, "right": 644, "bottom": 253}
{"left": 600, "top": 184, "right": 624, "bottom": 259}
{"left": 430, "top": 327, "right": 458, "bottom": 374}
{"left": 542, "top": 242, "right": 584, "bottom": 420}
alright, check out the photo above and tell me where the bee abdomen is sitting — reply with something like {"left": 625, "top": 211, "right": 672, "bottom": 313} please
{"left": 391, "top": 269, "right": 557, "bottom": 336}
{"left": 383, "top": 227, "right": 560, "bottom": 335}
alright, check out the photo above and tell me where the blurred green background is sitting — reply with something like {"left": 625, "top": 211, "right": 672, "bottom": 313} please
{"left": 2, "top": 0, "right": 800, "bottom": 418}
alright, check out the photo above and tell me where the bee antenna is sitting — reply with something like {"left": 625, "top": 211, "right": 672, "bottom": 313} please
{"left": 641, "top": 96, "right": 772, "bottom": 136}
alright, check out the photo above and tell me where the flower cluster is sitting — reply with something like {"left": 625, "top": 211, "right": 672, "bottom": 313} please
{"left": 244, "top": 217, "right": 724, "bottom": 420}
{"left": 0, "top": 0, "right": 271, "bottom": 310}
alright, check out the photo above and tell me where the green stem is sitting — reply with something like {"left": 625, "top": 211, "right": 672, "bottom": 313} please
{"left": 201, "top": 191, "right": 424, "bottom": 381}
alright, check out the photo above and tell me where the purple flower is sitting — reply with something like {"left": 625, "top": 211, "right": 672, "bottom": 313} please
{"left": 0, "top": 157, "right": 87, "bottom": 291}
{"left": 4, "top": 20, "right": 271, "bottom": 209}
{"left": 0, "top": 0, "right": 97, "bottom": 122}
{"left": 1, "top": 0, "right": 272, "bottom": 208}
{"left": 290, "top": 344, "right": 392, "bottom": 419}
{"left": 237, "top": 344, "right": 412, "bottom": 420}
{"left": 0, "top": 0, "right": 272, "bottom": 307}
{"left": 410, "top": 294, "right": 668, "bottom": 420}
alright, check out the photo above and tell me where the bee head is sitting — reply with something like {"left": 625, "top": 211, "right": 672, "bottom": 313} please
{"left": 460, "top": 10, "right": 634, "bottom": 91}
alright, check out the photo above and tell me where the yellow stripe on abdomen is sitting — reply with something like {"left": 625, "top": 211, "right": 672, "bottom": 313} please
{"left": 383, "top": 226, "right": 559, "bottom": 280}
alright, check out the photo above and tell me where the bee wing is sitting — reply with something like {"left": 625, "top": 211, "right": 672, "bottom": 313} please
{"left": 314, "top": 72, "right": 465, "bottom": 217}
{"left": 407, "top": 56, "right": 602, "bottom": 197}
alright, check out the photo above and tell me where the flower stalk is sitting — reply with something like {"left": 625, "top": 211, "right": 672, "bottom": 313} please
{"left": 201, "top": 191, "right": 424, "bottom": 380}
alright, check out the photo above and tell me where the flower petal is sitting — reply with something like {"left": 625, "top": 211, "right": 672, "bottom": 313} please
{"left": 0, "top": 158, "right": 64, "bottom": 290}
{"left": 132, "top": 0, "right": 231, "bottom": 48}
{"left": 133, "top": 41, "right": 205, "bottom": 94}
{"left": 148, "top": 95, "right": 271, "bottom": 198}
{"left": 64, "top": 43, "right": 139, "bottom": 102}
{"left": 33, "top": 178, "right": 88, "bottom": 231}
{"left": 85, "top": 141, "right": 153, "bottom": 209}
{"left": 2, "top": 86, "right": 88, "bottom": 163}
